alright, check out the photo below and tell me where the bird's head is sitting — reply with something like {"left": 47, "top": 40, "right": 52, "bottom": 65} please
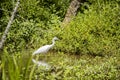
{"left": 53, "top": 37, "right": 59, "bottom": 41}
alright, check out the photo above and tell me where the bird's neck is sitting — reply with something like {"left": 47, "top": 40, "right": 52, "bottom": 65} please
{"left": 51, "top": 39, "right": 55, "bottom": 47}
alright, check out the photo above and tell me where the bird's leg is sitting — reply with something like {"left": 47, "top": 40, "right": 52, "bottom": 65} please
{"left": 44, "top": 54, "right": 48, "bottom": 61}
{"left": 38, "top": 55, "right": 45, "bottom": 61}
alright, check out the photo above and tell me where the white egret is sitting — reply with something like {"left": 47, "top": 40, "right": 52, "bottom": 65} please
{"left": 32, "top": 37, "right": 59, "bottom": 55}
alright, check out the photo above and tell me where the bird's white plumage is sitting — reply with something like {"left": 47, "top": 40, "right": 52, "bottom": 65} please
{"left": 32, "top": 37, "right": 59, "bottom": 55}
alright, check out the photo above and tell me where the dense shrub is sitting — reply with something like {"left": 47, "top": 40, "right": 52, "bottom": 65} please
{"left": 4, "top": 17, "right": 60, "bottom": 53}
{"left": 56, "top": 1, "right": 120, "bottom": 56}
{"left": 0, "top": 0, "right": 120, "bottom": 56}
{"left": 0, "top": 0, "right": 68, "bottom": 53}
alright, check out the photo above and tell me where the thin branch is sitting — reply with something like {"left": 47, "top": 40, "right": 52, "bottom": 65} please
{"left": 0, "top": 0, "right": 20, "bottom": 51}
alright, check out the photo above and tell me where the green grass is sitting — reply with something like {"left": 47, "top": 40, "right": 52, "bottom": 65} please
{"left": 1, "top": 49, "right": 120, "bottom": 80}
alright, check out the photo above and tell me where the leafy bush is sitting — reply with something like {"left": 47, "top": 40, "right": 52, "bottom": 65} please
{"left": 56, "top": 0, "right": 120, "bottom": 56}
{"left": 0, "top": 0, "right": 68, "bottom": 53}
{"left": 4, "top": 17, "right": 61, "bottom": 53}
{"left": 19, "top": 0, "right": 70, "bottom": 21}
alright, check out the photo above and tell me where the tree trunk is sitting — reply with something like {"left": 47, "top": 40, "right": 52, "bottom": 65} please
{"left": 0, "top": 0, "right": 20, "bottom": 51}
{"left": 62, "top": 0, "right": 82, "bottom": 27}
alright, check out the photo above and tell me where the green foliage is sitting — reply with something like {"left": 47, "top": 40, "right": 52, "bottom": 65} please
{"left": 56, "top": 0, "right": 120, "bottom": 56}
{"left": 19, "top": 0, "right": 70, "bottom": 21}
{"left": 2, "top": 51, "right": 120, "bottom": 80}
{"left": 2, "top": 0, "right": 119, "bottom": 56}
{"left": 2, "top": 49, "right": 33, "bottom": 80}
{"left": 4, "top": 15, "right": 61, "bottom": 53}
{"left": 0, "top": 0, "right": 120, "bottom": 79}
{"left": 0, "top": 0, "right": 69, "bottom": 53}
